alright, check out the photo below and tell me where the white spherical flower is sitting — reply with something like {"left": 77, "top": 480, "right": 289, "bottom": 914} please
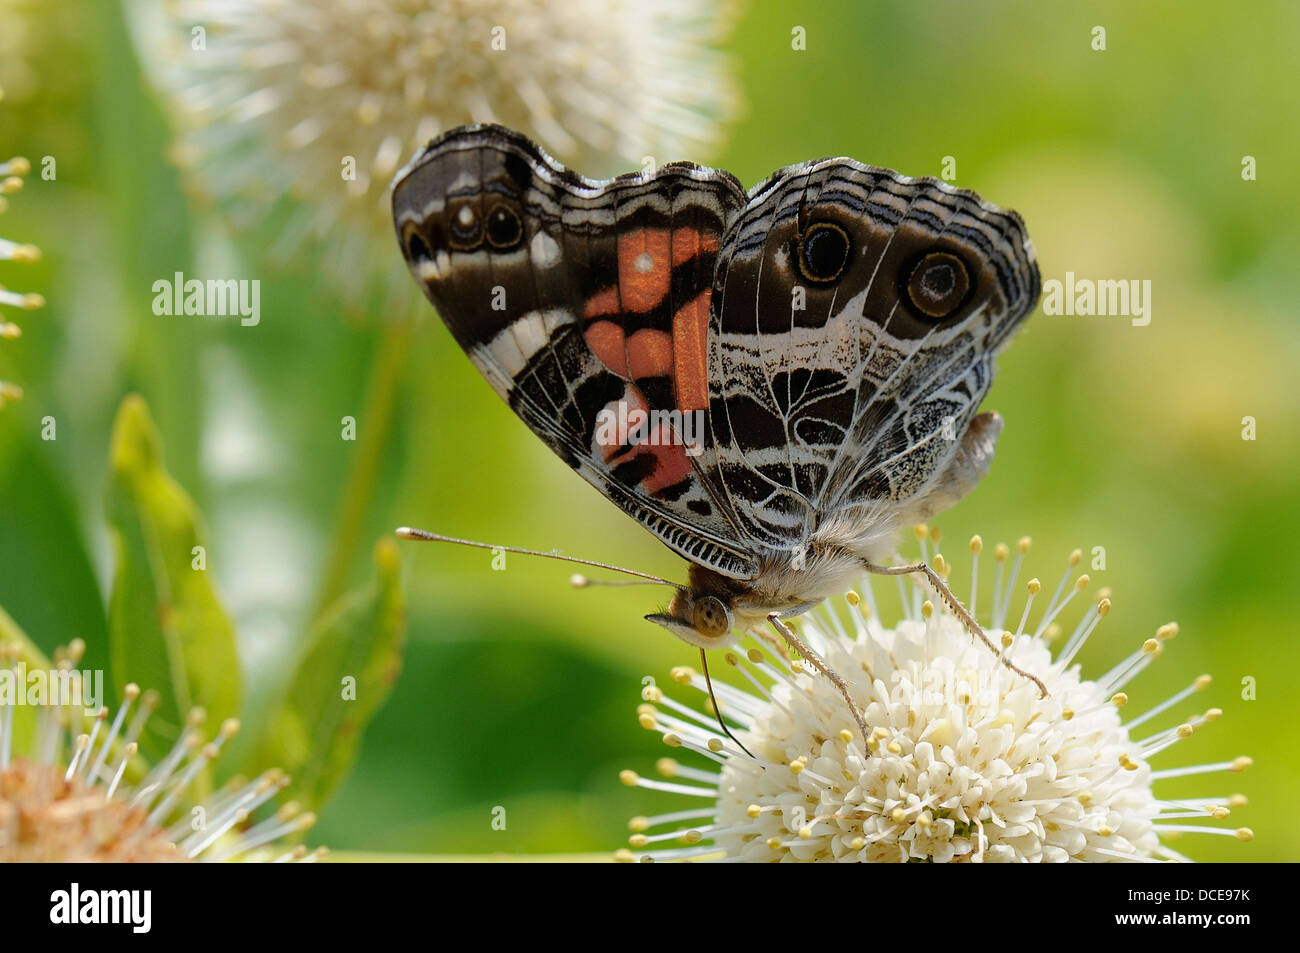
{"left": 0, "top": 640, "right": 323, "bottom": 862}
{"left": 128, "top": 0, "right": 741, "bottom": 316}
{"left": 620, "top": 530, "right": 1251, "bottom": 863}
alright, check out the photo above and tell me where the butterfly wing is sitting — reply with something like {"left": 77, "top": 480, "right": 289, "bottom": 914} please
{"left": 707, "top": 158, "right": 1040, "bottom": 553}
{"left": 392, "top": 125, "right": 759, "bottom": 578}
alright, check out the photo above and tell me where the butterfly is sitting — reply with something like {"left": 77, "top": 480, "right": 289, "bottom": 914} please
{"left": 391, "top": 124, "right": 1043, "bottom": 742}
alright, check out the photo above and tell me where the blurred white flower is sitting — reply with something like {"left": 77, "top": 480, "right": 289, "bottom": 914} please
{"left": 128, "top": 0, "right": 741, "bottom": 316}
{"left": 619, "top": 529, "right": 1251, "bottom": 863}
{"left": 0, "top": 104, "right": 43, "bottom": 409}
{"left": 0, "top": 640, "right": 323, "bottom": 862}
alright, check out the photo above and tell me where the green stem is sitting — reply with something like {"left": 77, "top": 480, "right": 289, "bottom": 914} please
{"left": 312, "top": 322, "right": 411, "bottom": 618}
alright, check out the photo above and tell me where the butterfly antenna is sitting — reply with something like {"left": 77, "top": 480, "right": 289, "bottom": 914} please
{"left": 395, "top": 526, "right": 677, "bottom": 586}
{"left": 569, "top": 574, "right": 668, "bottom": 589}
{"left": 699, "top": 648, "right": 756, "bottom": 760}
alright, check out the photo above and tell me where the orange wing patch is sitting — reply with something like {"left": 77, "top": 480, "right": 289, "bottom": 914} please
{"left": 585, "top": 319, "right": 629, "bottom": 377}
{"left": 617, "top": 228, "right": 672, "bottom": 313}
{"left": 672, "top": 290, "right": 710, "bottom": 413}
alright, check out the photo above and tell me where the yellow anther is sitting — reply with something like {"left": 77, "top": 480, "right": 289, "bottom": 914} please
{"left": 933, "top": 553, "right": 947, "bottom": 575}
{"left": 1097, "top": 598, "right": 1111, "bottom": 617}
{"left": 1000, "top": 631, "right": 1013, "bottom": 648}
{"left": 1231, "top": 756, "right": 1252, "bottom": 772}
{"left": 1142, "top": 638, "right": 1160, "bottom": 654}
{"left": 1235, "top": 828, "right": 1253, "bottom": 842}
{"left": 798, "top": 826, "right": 812, "bottom": 840}
{"left": 629, "top": 816, "right": 649, "bottom": 832}
{"left": 838, "top": 729, "right": 853, "bottom": 745}
{"left": 930, "top": 526, "right": 942, "bottom": 543}
{"left": 683, "top": 830, "right": 703, "bottom": 844}
{"left": 747, "top": 804, "right": 762, "bottom": 818}
{"left": 619, "top": 769, "right": 639, "bottom": 786}
{"left": 969, "top": 535, "right": 983, "bottom": 554}
{"left": 656, "top": 758, "right": 679, "bottom": 776}
{"left": 995, "top": 542, "right": 1009, "bottom": 562}
{"left": 662, "top": 733, "right": 682, "bottom": 748}
{"left": 1194, "top": 675, "right": 1212, "bottom": 690}
{"left": 747, "top": 648, "right": 763, "bottom": 663}
{"left": 628, "top": 834, "right": 648, "bottom": 848}
{"left": 1075, "top": 574, "right": 1090, "bottom": 591}
{"left": 1204, "top": 708, "right": 1222, "bottom": 721}
{"left": 670, "top": 666, "right": 695, "bottom": 684}
{"left": 1110, "top": 692, "right": 1128, "bottom": 707}
{"left": 767, "top": 837, "right": 781, "bottom": 849}
{"left": 849, "top": 836, "right": 866, "bottom": 850}
{"left": 1210, "top": 807, "right": 1230, "bottom": 820}
{"left": 845, "top": 589, "right": 861, "bottom": 606}
{"left": 1228, "top": 794, "right": 1248, "bottom": 808}
{"left": 921, "top": 600, "right": 933, "bottom": 619}
{"left": 886, "top": 741, "right": 902, "bottom": 754}
{"left": 1156, "top": 622, "right": 1179, "bottom": 640}
{"left": 1068, "top": 548, "right": 1082, "bottom": 566}
{"left": 707, "top": 738, "right": 723, "bottom": 753}
{"left": 1027, "top": 578, "right": 1041, "bottom": 595}
{"left": 1176, "top": 724, "right": 1194, "bottom": 738}
{"left": 613, "top": 849, "right": 636, "bottom": 863}
{"left": 913, "top": 524, "right": 928, "bottom": 540}
{"left": 890, "top": 807, "right": 905, "bottom": 823}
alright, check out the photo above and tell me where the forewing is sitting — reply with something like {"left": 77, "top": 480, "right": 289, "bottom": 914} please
{"left": 392, "top": 125, "right": 758, "bottom": 577}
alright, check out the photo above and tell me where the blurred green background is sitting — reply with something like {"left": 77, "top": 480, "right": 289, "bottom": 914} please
{"left": 1, "top": 0, "right": 1295, "bottom": 861}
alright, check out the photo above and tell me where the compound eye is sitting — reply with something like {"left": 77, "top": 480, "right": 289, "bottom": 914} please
{"left": 906, "top": 250, "right": 970, "bottom": 319}
{"left": 797, "top": 222, "right": 850, "bottom": 284}
{"left": 486, "top": 204, "right": 524, "bottom": 249}
{"left": 691, "top": 596, "right": 732, "bottom": 638}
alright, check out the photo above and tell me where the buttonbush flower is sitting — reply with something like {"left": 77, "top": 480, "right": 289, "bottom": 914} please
{"left": 0, "top": 640, "right": 324, "bottom": 862}
{"left": 0, "top": 106, "right": 43, "bottom": 409}
{"left": 128, "top": 0, "right": 741, "bottom": 316}
{"left": 619, "top": 528, "right": 1251, "bottom": 862}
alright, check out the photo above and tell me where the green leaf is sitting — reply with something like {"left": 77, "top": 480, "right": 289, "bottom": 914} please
{"left": 253, "top": 537, "right": 406, "bottom": 810}
{"left": 0, "top": 604, "right": 53, "bottom": 763}
{"left": 105, "top": 394, "right": 240, "bottom": 737}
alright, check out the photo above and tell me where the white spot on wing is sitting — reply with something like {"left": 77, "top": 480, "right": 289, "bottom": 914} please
{"left": 531, "top": 231, "right": 561, "bottom": 267}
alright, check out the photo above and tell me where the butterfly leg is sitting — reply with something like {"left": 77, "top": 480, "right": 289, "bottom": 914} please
{"left": 861, "top": 560, "right": 1049, "bottom": 697}
{"left": 767, "top": 613, "right": 871, "bottom": 752}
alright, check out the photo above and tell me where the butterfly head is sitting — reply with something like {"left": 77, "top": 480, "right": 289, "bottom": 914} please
{"left": 645, "top": 566, "right": 744, "bottom": 649}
